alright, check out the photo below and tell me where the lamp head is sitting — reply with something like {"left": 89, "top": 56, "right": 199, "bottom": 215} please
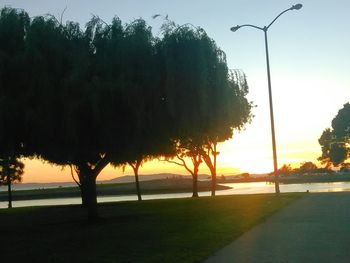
{"left": 152, "top": 14, "right": 162, "bottom": 19}
{"left": 291, "top": 3, "right": 303, "bottom": 10}
{"left": 230, "top": 25, "right": 241, "bottom": 32}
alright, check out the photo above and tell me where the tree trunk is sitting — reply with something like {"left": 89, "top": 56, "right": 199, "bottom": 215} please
{"left": 211, "top": 173, "right": 216, "bottom": 197}
{"left": 202, "top": 143, "right": 217, "bottom": 197}
{"left": 192, "top": 173, "right": 199, "bottom": 197}
{"left": 211, "top": 143, "right": 217, "bottom": 197}
{"left": 80, "top": 173, "right": 98, "bottom": 221}
{"left": 191, "top": 155, "right": 201, "bottom": 198}
{"left": 134, "top": 171, "right": 142, "bottom": 201}
{"left": 75, "top": 158, "right": 109, "bottom": 221}
{"left": 80, "top": 186, "right": 88, "bottom": 208}
{"left": 130, "top": 160, "right": 142, "bottom": 201}
{"left": 7, "top": 175, "right": 12, "bottom": 208}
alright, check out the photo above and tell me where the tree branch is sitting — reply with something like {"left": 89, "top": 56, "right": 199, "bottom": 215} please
{"left": 69, "top": 164, "right": 81, "bottom": 187}
{"left": 90, "top": 14, "right": 112, "bottom": 29}
{"left": 164, "top": 159, "right": 185, "bottom": 166}
{"left": 92, "top": 154, "right": 110, "bottom": 178}
{"left": 176, "top": 154, "right": 194, "bottom": 176}
{"left": 60, "top": 6, "right": 67, "bottom": 25}
{"left": 164, "top": 155, "right": 194, "bottom": 176}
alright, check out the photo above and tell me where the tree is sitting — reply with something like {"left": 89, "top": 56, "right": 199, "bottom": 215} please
{"left": 166, "top": 139, "right": 202, "bottom": 197}
{"left": 299, "top": 162, "right": 318, "bottom": 173}
{"left": 0, "top": 10, "right": 121, "bottom": 219}
{"left": 0, "top": 8, "right": 28, "bottom": 209}
{"left": 318, "top": 128, "right": 333, "bottom": 167}
{"left": 200, "top": 71, "right": 252, "bottom": 196}
{"left": 319, "top": 103, "right": 350, "bottom": 167}
{"left": 329, "top": 144, "right": 347, "bottom": 166}
{"left": 276, "top": 164, "right": 293, "bottom": 176}
{"left": 22, "top": 15, "right": 166, "bottom": 219}
{"left": 0, "top": 8, "right": 251, "bottom": 219}
{"left": 159, "top": 23, "right": 252, "bottom": 196}
{"left": 1, "top": 11, "right": 173, "bottom": 219}
{"left": 0, "top": 155, "right": 24, "bottom": 208}
{"left": 0, "top": 8, "right": 29, "bottom": 157}
{"left": 201, "top": 140, "right": 218, "bottom": 195}
{"left": 128, "top": 159, "right": 143, "bottom": 201}
{"left": 118, "top": 158, "right": 145, "bottom": 202}
{"left": 22, "top": 15, "right": 113, "bottom": 220}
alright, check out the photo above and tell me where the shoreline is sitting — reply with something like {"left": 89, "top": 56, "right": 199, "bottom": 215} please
{"left": 0, "top": 178, "right": 231, "bottom": 202}
{"left": 220, "top": 173, "right": 350, "bottom": 184}
{"left": 2, "top": 174, "right": 350, "bottom": 202}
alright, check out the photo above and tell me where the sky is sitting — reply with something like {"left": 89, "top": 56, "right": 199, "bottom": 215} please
{"left": 1, "top": 0, "right": 349, "bottom": 182}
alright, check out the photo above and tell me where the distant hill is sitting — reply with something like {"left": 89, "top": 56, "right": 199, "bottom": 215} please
{"left": 0, "top": 182, "right": 78, "bottom": 191}
{"left": 0, "top": 173, "right": 211, "bottom": 192}
{"left": 104, "top": 173, "right": 270, "bottom": 184}
{"left": 102, "top": 173, "right": 211, "bottom": 184}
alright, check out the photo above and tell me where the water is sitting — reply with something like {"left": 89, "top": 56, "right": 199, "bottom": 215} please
{"left": 1, "top": 181, "right": 350, "bottom": 209}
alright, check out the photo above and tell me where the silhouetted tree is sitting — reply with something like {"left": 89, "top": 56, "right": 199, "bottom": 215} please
{"left": 118, "top": 158, "right": 145, "bottom": 202}
{"left": 299, "top": 162, "right": 318, "bottom": 173}
{"left": 0, "top": 155, "right": 24, "bottom": 208}
{"left": 318, "top": 128, "right": 333, "bottom": 167}
{"left": 0, "top": 8, "right": 29, "bottom": 157}
{"left": 0, "top": 8, "right": 251, "bottom": 219}
{"left": 201, "top": 140, "right": 218, "bottom": 196}
{"left": 276, "top": 164, "right": 293, "bottom": 176}
{"left": 23, "top": 15, "right": 112, "bottom": 220}
{"left": 0, "top": 8, "right": 28, "bottom": 209}
{"left": 159, "top": 24, "right": 252, "bottom": 196}
{"left": 0, "top": 9, "right": 115, "bottom": 219}
{"left": 105, "top": 18, "right": 174, "bottom": 202}
{"left": 128, "top": 159, "right": 143, "bottom": 201}
{"left": 319, "top": 103, "right": 350, "bottom": 167}
{"left": 166, "top": 139, "right": 202, "bottom": 197}
{"left": 201, "top": 71, "right": 252, "bottom": 196}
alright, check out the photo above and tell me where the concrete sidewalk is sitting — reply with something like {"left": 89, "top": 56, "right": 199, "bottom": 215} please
{"left": 204, "top": 192, "right": 350, "bottom": 263}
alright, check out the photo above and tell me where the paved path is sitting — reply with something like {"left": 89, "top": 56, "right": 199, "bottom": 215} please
{"left": 204, "top": 192, "right": 350, "bottom": 263}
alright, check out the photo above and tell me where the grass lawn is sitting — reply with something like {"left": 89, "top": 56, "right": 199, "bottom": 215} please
{"left": 1, "top": 193, "right": 303, "bottom": 262}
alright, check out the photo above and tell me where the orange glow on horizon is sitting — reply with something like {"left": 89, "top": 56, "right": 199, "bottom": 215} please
{"left": 20, "top": 137, "right": 322, "bottom": 183}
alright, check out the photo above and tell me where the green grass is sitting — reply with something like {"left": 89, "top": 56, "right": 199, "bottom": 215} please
{"left": 0, "top": 193, "right": 303, "bottom": 262}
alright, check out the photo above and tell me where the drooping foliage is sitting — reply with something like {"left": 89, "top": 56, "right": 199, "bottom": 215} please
{"left": 159, "top": 23, "right": 252, "bottom": 196}
{"left": 200, "top": 71, "right": 252, "bottom": 196}
{"left": 0, "top": 8, "right": 252, "bottom": 218}
{"left": 0, "top": 8, "right": 29, "bottom": 156}
{"left": 319, "top": 103, "right": 350, "bottom": 167}
{"left": 157, "top": 24, "right": 252, "bottom": 140}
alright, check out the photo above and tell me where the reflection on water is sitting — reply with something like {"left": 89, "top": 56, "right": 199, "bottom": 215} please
{"left": 218, "top": 182, "right": 350, "bottom": 195}
{"left": 1, "top": 181, "right": 350, "bottom": 209}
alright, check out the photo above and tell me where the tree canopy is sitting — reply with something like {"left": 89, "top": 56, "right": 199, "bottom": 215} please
{"left": 0, "top": 154, "right": 24, "bottom": 208}
{"left": 0, "top": 155, "right": 24, "bottom": 185}
{"left": 0, "top": 7, "right": 252, "bottom": 218}
{"left": 319, "top": 103, "right": 350, "bottom": 167}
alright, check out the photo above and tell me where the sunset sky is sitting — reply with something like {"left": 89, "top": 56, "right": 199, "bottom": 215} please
{"left": 1, "top": 0, "right": 349, "bottom": 182}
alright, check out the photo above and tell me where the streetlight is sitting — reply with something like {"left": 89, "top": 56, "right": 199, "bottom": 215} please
{"left": 230, "top": 4, "right": 302, "bottom": 194}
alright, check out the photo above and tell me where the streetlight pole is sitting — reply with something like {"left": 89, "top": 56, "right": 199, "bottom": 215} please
{"left": 230, "top": 4, "right": 302, "bottom": 194}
